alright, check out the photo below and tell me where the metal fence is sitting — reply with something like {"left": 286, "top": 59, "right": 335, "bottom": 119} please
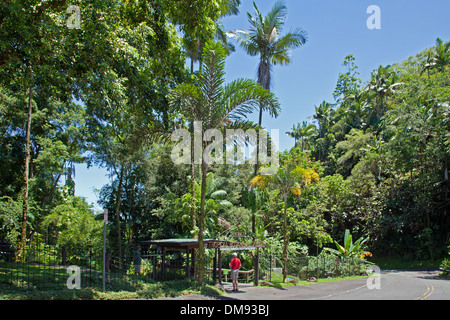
{"left": 261, "top": 252, "right": 370, "bottom": 282}
{"left": 0, "top": 243, "right": 200, "bottom": 292}
{"left": 1, "top": 242, "right": 370, "bottom": 291}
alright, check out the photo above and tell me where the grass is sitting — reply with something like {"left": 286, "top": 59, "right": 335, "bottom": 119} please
{"left": 0, "top": 277, "right": 224, "bottom": 300}
{"left": 0, "top": 262, "right": 225, "bottom": 300}
{"left": 1, "top": 273, "right": 370, "bottom": 300}
{"left": 0, "top": 261, "right": 376, "bottom": 300}
{"left": 260, "top": 272, "right": 367, "bottom": 289}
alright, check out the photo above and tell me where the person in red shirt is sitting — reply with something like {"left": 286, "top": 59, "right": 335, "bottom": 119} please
{"left": 229, "top": 253, "right": 241, "bottom": 292}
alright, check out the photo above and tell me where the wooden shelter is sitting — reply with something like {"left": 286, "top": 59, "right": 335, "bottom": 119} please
{"left": 141, "top": 238, "right": 263, "bottom": 285}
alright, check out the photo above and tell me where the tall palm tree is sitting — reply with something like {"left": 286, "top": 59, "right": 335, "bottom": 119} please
{"left": 343, "top": 89, "right": 368, "bottom": 129}
{"left": 286, "top": 121, "right": 316, "bottom": 150}
{"left": 312, "top": 101, "right": 334, "bottom": 162}
{"left": 229, "top": 0, "right": 308, "bottom": 171}
{"left": 433, "top": 37, "right": 450, "bottom": 72}
{"left": 297, "top": 121, "right": 316, "bottom": 151}
{"left": 421, "top": 52, "right": 436, "bottom": 79}
{"left": 313, "top": 101, "right": 334, "bottom": 138}
{"left": 250, "top": 163, "right": 319, "bottom": 282}
{"left": 169, "top": 41, "right": 280, "bottom": 283}
{"left": 286, "top": 123, "right": 301, "bottom": 145}
{"left": 184, "top": 1, "right": 242, "bottom": 232}
{"left": 365, "top": 65, "right": 403, "bottom": 121}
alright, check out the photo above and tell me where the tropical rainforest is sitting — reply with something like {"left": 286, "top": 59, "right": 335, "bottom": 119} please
{"left": 0, "top": 0, "right": 449, "bottom": 277}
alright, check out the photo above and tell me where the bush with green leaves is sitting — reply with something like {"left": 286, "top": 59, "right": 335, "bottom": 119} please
{"left": 42, "top": 196, "right": 102, "bottom": 250}
{"left": 440, "top": 258, "right": 450, "bottom": 271}
{"left": 324, "top": 229, "right": 370, "bottom": 259}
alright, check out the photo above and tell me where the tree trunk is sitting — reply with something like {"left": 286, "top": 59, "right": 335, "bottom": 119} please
{"left": 254, "top": 59, "right": 271, "bottom": 177}
{"left": 282, "top": 192, "right": 288, "bottom": 283}
{"left": 190, "top": 120, "right": 196, "bottom": 231}
{"left": 115, "top": 165, "right": 124, "bottom": 269}
{"left": 20, "top": 86, "right": 33, "bottom": 252}
{"left": 189, "top": 58, "right": 197, "bottom": 233}
{"left": 198, "top": 158, "right": 209, "bottom": 284}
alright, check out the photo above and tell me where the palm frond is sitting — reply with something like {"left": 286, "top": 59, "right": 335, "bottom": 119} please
{"left": 217, "top": 78, "right": 279, "bottom": 123}
{"left": 264, "top": 0, "right": 287, "bottom": 32}
{"left": 200, "top": 42, "right": 227, "bottom": 116}
{"left": 218, "top": 0, "right": 241, "bottom": 18}
{"left": 167, "top": 83, "right": 202, "bottom": 120}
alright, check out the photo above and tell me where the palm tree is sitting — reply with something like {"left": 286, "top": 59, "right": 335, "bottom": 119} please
{"left": 184, "top": 1, "right": 242, "bottom": 232}
{"left": 365, "top": 65, "right": 403, "bottom": 122}
{"left": 286, "top": 123, "right": 301, "bottom": 146}
{"left": 229, "top": 0, "right": 307, "bottom": 171}
{"left": 433, "top": 37, "right": 450, "bottom": 72}
{"left": 313, "top": 101, "right": 334, "bottom": 138}
{"left": 343, "top": 89, "right": 368, "bottom": 129}
{"left": 297, "top": 121, "right": 316, "bottom": 151}
{"left": 250, "top": 163, "right": 319, "bottom": 282}
{"left": 168, "top": 41, "right": 280, "bottom": 283}
{"left": 286, "top": 121, "right": 316, "bottom": 151}
{"left": 421, "top": 52, "right": 437, "bottom": 79}
{"left": 242, "top": 184, "right": 268, "bottom": 239}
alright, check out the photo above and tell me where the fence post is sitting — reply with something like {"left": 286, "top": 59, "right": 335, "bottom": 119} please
{"left": 254, "top": 247, "right": 259, "bottom": 286}
{"left": 102, "top": 209, "right": 107, "bottom": 292}
{"left": 212, "top": 248, "right": 216, "bottom": 283}
{"left": 89, "top": 248, "right": 92, "bottom": 287}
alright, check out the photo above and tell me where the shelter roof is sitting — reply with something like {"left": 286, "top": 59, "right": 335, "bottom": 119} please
{"left": 140, "top": 239, "right": 263, "bottom": 250}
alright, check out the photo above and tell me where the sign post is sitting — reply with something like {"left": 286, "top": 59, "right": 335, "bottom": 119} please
{"left": 102, "top": 209, "right": 108, "bottom": 292}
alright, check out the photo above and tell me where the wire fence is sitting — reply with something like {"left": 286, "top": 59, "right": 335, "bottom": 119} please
{"left": 1, "top": 241, "right": 371, "bottom": 292}
{"left": 0, "top": 242, "right": 204, "bottom": 292}
{"left": 261, "top": 252, "right": 370, "bottom": 282}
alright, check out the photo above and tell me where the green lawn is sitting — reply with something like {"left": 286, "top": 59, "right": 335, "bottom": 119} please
{"left": 260, "top": 272, "right": 367, "bottom": 289}
{"left": 0, "top": 278, "right": 223, "bottom": 300}
{"left": 0, "top": 261, "right": 376, "bottom": 300}
{"left": 0, "top": 262, "right": 222, "bottom": 300}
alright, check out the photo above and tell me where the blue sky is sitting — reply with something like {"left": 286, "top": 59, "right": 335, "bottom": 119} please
{"left": 74, "top": 0, "right": 450, "bottom": 211}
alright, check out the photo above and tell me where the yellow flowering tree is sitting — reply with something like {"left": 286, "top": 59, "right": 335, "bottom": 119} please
{"left": 250, "top": 163, "right": 319, "bottom": 282}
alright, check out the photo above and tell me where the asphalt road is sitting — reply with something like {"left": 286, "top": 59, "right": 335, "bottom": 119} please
{"left": 162, "top": 270, "right": 449, "bottom": 300}
{"left": 216, "top": 270, "right": 449, "bottom": 300}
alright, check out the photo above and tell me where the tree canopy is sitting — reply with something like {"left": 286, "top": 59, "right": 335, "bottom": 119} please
{"left": 0, "top": 1, "right": 448, "bottom": 284}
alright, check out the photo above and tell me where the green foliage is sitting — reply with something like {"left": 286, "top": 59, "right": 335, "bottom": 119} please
{"left": 169, "top": 40, "right": 280, "bottom": 282}
{"left": 335, "top": 129, "right": 373, "bottom": 177}
{"left": 0, "top": 0, "right": 448, "bottom": 283}
{"left": 333, "top": 54, "right": 362, "bottom": 102}
{"left": 295, "top": 42, "right": 450, "bottom": 261}
{"left": 229, "top": 0, "right": 308, "bottom": 90}
{"left": 324, "top": 229, "right": 370, "bottom": 259}
{"left": 152, "top": 171, "right": 234, "bottom": 239}
{"left": 0, "top": 197, "right": 23, "bottom": 244}
{"left": 440, "top": 258, "right": 450, "bottom": 271}
{"left": 42, "top": 197, "right": 102, "bottom": 250}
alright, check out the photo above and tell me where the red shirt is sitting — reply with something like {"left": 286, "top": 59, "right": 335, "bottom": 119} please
{"left": 230, "top": 258, "right": 241, "bottom": 270}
